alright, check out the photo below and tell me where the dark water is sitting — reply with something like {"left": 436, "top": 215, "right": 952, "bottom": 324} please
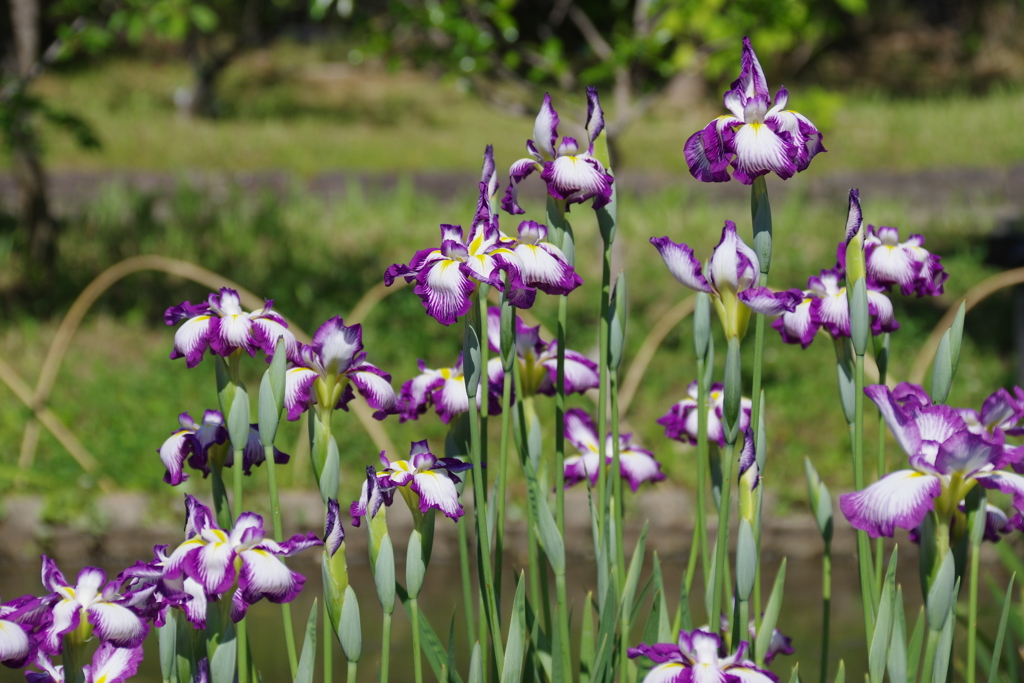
{"left": 0, "top": 549, "right": 1008, "bottom": 683}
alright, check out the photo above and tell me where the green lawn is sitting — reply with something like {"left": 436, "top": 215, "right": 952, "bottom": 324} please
{"left": 23, "top": 44, "right": 1024, "bottom": 175}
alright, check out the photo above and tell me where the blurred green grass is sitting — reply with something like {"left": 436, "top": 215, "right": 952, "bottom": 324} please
{"left": 20, "top": 43, "right": 1024, "bottom": 174}
{"left": 0, "top": 176, "right": 1015, "bottom": 518}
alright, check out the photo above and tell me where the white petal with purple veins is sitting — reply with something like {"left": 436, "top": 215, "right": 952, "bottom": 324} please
{"left": 726, "top": 665, "right": 779, "bottom": 683}
{"left": 87, "top": 603, "right": 148, "bottom": 648}
{"left": 350, "top": 370, "right": 398, "bottom": 419}
{"left": 650, "top": 237, "right": 712, "bottom": 293}
{"left": 864, "top": 385, "right": 923, "bottom": 458}
{"left": 418, "top": 259, "right": 475, "bottom": 326}
{"left": 565, "top": 409, "right": 600, "bottom": 452}
{"left": 83, "top": 642, "right": 144, "bottom": 683}
{"left": 284, "top": 367, "right": 318, "bottom": 422}
{"left": 839, "top": 470, "right": 941, "bottom": 537}
{"left": 730, "top": 123, "right": 796, "bottom": 184}
{"left": 640, "top": 662, "right": 688, "bottom": 683}
{"left": 618, "top": 448, "right": 665, "bottom": 492}
{"left": 412, "top": 471, "right": 463, "bottom": 520}
{"left": 172, "top": 316, "right": 213, "bottom": 367}
{"left": 0, "top": 618, "right": 30, "bottom": 665}
{"left": 738, "top": 287, "right": 801, "bottom": 316}
{"left": 314, "top": 318, "right": 362, "bottom": 376}
{"left": 239, "top": 549, "right": 304, "bottom": 603}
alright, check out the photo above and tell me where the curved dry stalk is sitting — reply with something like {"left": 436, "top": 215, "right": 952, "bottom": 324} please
{"left": 909, "top": 266, "right": 1024, "bottom": 384}
{"left": 15, "top": 254, "right": 397, "bottom": 475}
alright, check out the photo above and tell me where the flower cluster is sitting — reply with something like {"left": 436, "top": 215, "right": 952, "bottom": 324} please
{"left": 503, "top": 87, "right": 613, "bottom": 214}
{"left": 685, "top": 37, "right": 824, "bottom": 185}
{"left": 563, "top": 409, "right": 665, "bottom": 492}
{"left": 840, "top": 382, "right": 1024, "bottom": 539}
{"left": 652, "top": 221, "right": 803, "bottom": 339}
{"left": 386, "top": 148, "right": 582, "bottom": 326}
{"left": 628, "top": 628, "right": 778, "bottom": 683}
{"left": 773, "top": 189, "right": 946, "bottom": 348}
{"left": 398, "top": 354, "right": 505, "bottom": 424}
{"left": 165, "top": 288, "right": 297, "bottom": 368}
{"left": 486, "top": 308, "right": 600, "bottom": 398}
{"left": 158, "top": 410, "right": 289, "bottom": 486}
{"left": 350, "top": 441, "right": 473, "bottom": 524}
{"left": 658, "top": 381, "right": 753, "bottom": 448}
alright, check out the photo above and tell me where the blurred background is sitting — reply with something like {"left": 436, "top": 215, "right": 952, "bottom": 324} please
{"left": 1, "top": 0, "right": 1024, "bottom": 530}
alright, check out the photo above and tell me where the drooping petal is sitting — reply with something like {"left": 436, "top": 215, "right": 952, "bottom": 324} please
{"left": 977, "top": 470, "right": 1024, "bottom": 509}
{"left": 771, "top": 295, "right": 819, "bottom": 348}
{"left": 434, "top": 374, "right": 470, "bottom": 424}
{"left": 411, "top": 471, "right": 464, "bottom": 520}
{"left": 83, "top": 642, "right": 144, "bottom": 683}
{"left": 864, "top": 385, "right": 923, "bottom": 458}
{"left": 188, "top": 536, "right": 237, "bottom": 596}
{"left": 86, "top": 603, "right": 149, "bottom": 649}
{"left": 159, "top": 429, "right": 196, "bottom": 486}
{"left": 0, "top": 616, "right": 32, "bottom": 666}
{"left": 766, "top": 108, "right": 825, "bottom": 172}
{"left": 650, "top": 237, "right": 712, "bottom": 293}
{"left": 839, "top": 470, "right": 942, "bottom": 537}
{"left": 238, "top": 549, "right": 306, "bottom": 606}
{"left": 284, "top": 367, "right": 319, "bottom": 422}
{"left": 170, "top": 315, "right": 214, "bottom": 368}
{"left": 684, "top": 117, "right": 737, "bottom": 183}
{"left": 865, "top": 235, "right": 920, "bottom": 291}
{"left": 618, "top": 446, "right": 666, "bottom": 492}
{"left": 729, "top": 122, "right": 797, "bottom": 185}
{"left": 563, "top": 451, "right": 601, "bottom": 489}
{"left": 541, "top": 156, "right": 614, "bottom": 209}
{"left": 40, "top": 599, "right": 80, "bottom": 655}
{"left": 867, "top": 289, "right": 900, "bottom": 335}
{"left": 501, "top": 159, "right": 542, "bottom": 215}
{"left": 811, "top": 287, "right": 850, "bottom": 338}
{"left": 981, "top": 388, "right": 1023, "bottom": 431}
{"left": 725, "top": 663, "right": 780, "bottom": 683}
{"left": 738, "top": 287, "right": 803, "bottom": 316}
{"left": 636, "top": 662, "right": 689, "bottom": 683}
{"left": 414, "top": 259, "right": 475, "bottom": 326}
{"left": 349, "top": 365, "right": 398, "bottom": 420}
{"left": 565, "top": 409, "right": 600, "bottom": 453}
{"left": 513, "top": 242, "right": 582, "bottom": 295}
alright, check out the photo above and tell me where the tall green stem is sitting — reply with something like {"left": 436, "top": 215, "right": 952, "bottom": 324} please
{"left": 410, "top": 598, "right": 423, "bottom": 683}
{"left": 265, "top": 444, "right": 298, "bottom": 677}
{"left": 465, "top": 289, "right": 505, "bottom": 673}
{"left": 380, "top": 612, "right": 391, "bottom": 683}
{"left": 237, "top": 615, "right": 249, "bottom": 683}
{"left": 853, "top": 352, "right": 876, "bottom": 639}
{"left": 820, "top": 539, "right": 832, "bottom": 683}
{"left": 711, "top": 436, "right": 739, "bottom": 628}
{"left": 457, "top": 507, "right": 476, "bottom": 651}
{"left": 210, "top": 462, "right": 233, "bottom": 530}
{"left": 494, "top": 290, "right": 515, "bottom": 616}
{"left": 967, "top": 491, "right": 985, "bottom": 683}
{"left": 597, "top": 235, "right": 612, "bottom": 539}
{"left": 347, "top": 660, "right": 357, "bottom": 683}
{"left": 611, "top": 369, "right": 625, "bottom": 588}
{"left": 556, "top": 292, "right": 568, "bottom": 532}
{"left": 323, "top": 599, "right": 332, "bottom": 683}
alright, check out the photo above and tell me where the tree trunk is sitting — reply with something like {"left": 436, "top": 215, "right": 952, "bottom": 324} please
{"left": 7, "top": 0, "right": 57, "bottom": 270}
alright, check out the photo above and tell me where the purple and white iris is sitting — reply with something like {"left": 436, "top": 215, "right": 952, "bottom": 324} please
{"left": 563, "top": 409, "right": 665, "bottom": 492}
{"left": 507, "top": 220, "right": 582, "bottom": 297}
{"left": 839, "top": 384, "right": 1024, "bottom": 538}
{"left": 158, "top": 411, "right": 289, "bottom": 485}
{"left": 0, "top": 594, "right": 43, "bottom": 668}
{"left": 350, "top": 442, "right": 472, "bottom": 524}
{"left": 385, "top": 197, "right": 527, "bottom": 326}
{"left": 37, "top": 558, "right": 149, "bottom": 656}
{"left": 398, "top": 355, "right": 504, "bottom": 424}
{"left": 652, "top": 221, "right": 802, "bottom": 339}
{"left": 685, "top": 37, "right": 824, "bottom": 184}
{"left": 117, "top": 544, "right": 209, "bottom": 629}
{"left": 25, "top": 643, "right": 143, "bottom": 683}
{"left": 628, "top": 629, "right": 778, "bottom": 683}
{"left": 503, "top": 87, "right": 614, "bottom": 215}
{"left": 284, "top": 317, "right": 398, "bottom": 422}
{"left": 164, "top": 288, "right": 297, "bottom": 368}
{"left": 486, "top": 308, "right": 600, "bottom": 398}
{"left": 164, "top": 496, "right": 322, "bottom": 622}
{"left": 657, "top": 381, "right": 753, "bottom": 448}
{"left": 865, "top": 225, "right": 947, "bottom": 298}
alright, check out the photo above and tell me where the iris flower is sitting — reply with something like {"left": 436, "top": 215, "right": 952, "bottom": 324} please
{"left": 164, "top": 496, "right": 322, "bottom": 622}
{"left": 25, "top": 643, "right": 143, "bottom": 683}
{"left": 164, "top": 288, "right": 297, "bottom": 368}
{"left": 658, "top": 381, "right": 753, "bottom": 448}
{"left": 627, "top": 628, "right": 778, "bottom": 683}
{"left": 398, "top": 354, "right": 504, "bottom": 424}
{"left": 0, "top": 594, "right": 43, "bottom": 668}
{"left": 118, "top": 544, "right": 209, "bottom": 629}
{"left": 503, "top": 87, "right": 613, "bottom": 215}
{"left": 563, "top": 409, "right": 665, "bottom": 492}
{"left": 839, "top": 384, "right": 1024, "bottom": 538}
{"left": 350, "top": 441, "right": 473, "bottom": 523}
{"left": 507, "top": 220, "right": 582, "bottom": 297}
{"left": 685, "top": 37, "right": 824, "bottom": 184}
{"left": 158, "top": 410, "right": 289, "bottom": 485}
{"left": 865, "top": 225, "right": 947, "bottom": 297}
{"left": 38, "top": 559, "right": 149, "bottom": 656}
{"left": 652, "top": 221, "right": 802, "bottom": 339}
{"left": 385, "top": 187, "right": 527, "bottom": 326}
{"left": 486, "top": 308, "right": 600, "bottom": 398}
{"left": 284, "top": 317, "right": 398, "bottom": 422}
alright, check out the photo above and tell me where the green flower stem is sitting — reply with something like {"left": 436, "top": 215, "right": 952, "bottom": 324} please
{"left": 347, "top": 659, "right": 357, "bottom": 683}
{"left": 611, "top": 369, "right": 626, "bottom": 589}
{"left": 711, "top": 435, "right": 739, "bottom": 628}
{"left": 920, "top": 628, "right": 941, "bottom": 683}
{"left": 210, "top": 462, "right": 233, "bottom": 530}
{"left": 264, "top": 444, "right": 298, "bottom": 677}
{"left": 853, "top": 352, "right": 876, "bottom": 639}
{"left": 967, "top": 496, "right": 985, "bottom": 683}
{"left": 232, "top": 450, "right": 244, "bottom": 522}
{"left": 237, "top": 614, "right": 249, "bottom": 683}
{"left": 494, "top": 295, "right": 515, "bottom": 617}
{"left": 820, "top": 538, "right": 832, "bottom": 683}
{"left": 556, "top": 292, "right": 569, "bottom": 533}
{"left": 465, "top": 289, "right": 505, "bottom": 673}
{"left": 555, "top": 569, "right": 572, "bottom": 683}
{"left": 479, "top": 283, "right": 490, "bottom": 491}
{"left": 324, "top": 599, "right": 332, "bottom": 683}
{"left": 457, "top": 508, "right": 476, "bottom": 651}
{"left": 686, "top": 352, "right": 710, "bottom": 598}
{"left": 410, "top": 598, "right": 424, "bottom": 683}
{"left": 597, "top": 234, "right": 613, "bottom": 541}
{"left": 380, "top": 612, "right": 392, "bottom": 683}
